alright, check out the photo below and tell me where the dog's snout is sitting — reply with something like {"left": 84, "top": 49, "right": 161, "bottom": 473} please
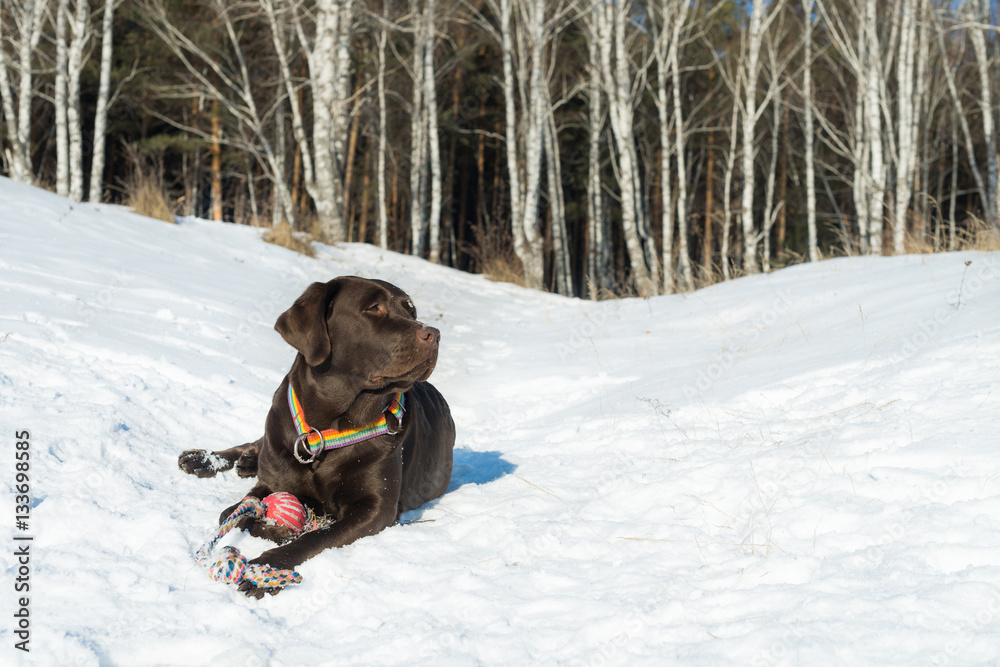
{"left": 417, "top": 325, "right": 440, "bottom": 345}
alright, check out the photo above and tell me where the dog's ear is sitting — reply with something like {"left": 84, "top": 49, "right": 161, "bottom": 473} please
{"left": 274, "top": 281, "right": 339, "bottom": 366}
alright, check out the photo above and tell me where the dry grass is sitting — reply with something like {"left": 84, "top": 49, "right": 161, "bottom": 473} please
{"left": 480, "top": 256, "right": 526, "bottom": 286}
{"left": 263, "top": 221, "right": 315, "bottom": 257}
{"left": 901, "top": 215, "right": 1000, "bottom": 253}
{"left": 955, "top": 216, "right": 1000, "bottom": 251}
{"left": 464, "top": 223, "right": 526, "bottom": 287}
{"left": 120, "top": 143, "right": 175, "bottom": 223}
{"left": 124, "top": 177, "right": 175, "bottom": 224}
{"left": 587, "top": 276, "right": 637, "bottom": 300}
{"left": 903, "top": 230, "right": 935, "bottom": 254}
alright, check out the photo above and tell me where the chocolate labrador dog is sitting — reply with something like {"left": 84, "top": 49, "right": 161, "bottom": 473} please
{"left": 179, "top": 277, "right": 455, "bottom": 597}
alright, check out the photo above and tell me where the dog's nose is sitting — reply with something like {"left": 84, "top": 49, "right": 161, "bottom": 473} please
{"left": 417, "top": 325, "right": 440, "bottom": 345}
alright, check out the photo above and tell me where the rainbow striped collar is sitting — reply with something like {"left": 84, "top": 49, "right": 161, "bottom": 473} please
{"left": 287, "top": 383, "right": 405, "bottom": 464}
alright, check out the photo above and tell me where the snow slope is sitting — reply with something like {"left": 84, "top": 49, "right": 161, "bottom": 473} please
{"left": 1, "top": 175, "right": 999, "bottom": 666}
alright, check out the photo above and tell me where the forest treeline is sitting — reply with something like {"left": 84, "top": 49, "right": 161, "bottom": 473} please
{"left": 1, "top": 0, "right": 998, "bottom": 297}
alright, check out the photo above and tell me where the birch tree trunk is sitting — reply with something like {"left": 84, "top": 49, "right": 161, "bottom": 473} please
{"left": 295, "top": 0, "right": 353, "bottom": 240}
{"left": 763, "top": 92, "right": 781, "bottom": 272}
{"left": 892, "top": 0, "right": 917, "bottom": 254}
{"left": 968, "top": 0, "right": 997, "bottom": 228}
{"left": 949, "top": 121, "right": 958, "bottom": 250}
{"left": 598, "top": 0, "right": 658, "bottom": 296}
{"left": 500, "top": 0, "right": 523, "bottom": 263}
{"left": 0, "top": 0, "right": 46, "bottom": 183}
{"left": 740, "top": 0, "right": 767, "bottom": 273}
{"left": 804, "top": 0, "right": 819, "bottom": 262}
{"left": 653, "top": 0, "right": 675, "bottom": 293}
{"left": 211, "top": 105, "right": 223, "bottom": 221}
{"left": 545, "top": 103, "right": 571, "bottom": 295}
{"left": 495, "top": 0, "right": 544, "bottom": 288}
{"left": 515, "top": 0, "right": 546, "bottom": 289}
{"left": 721, "top": 87, "right": 739, "bottom": 280}
{"left": 423, "top": 0, "right": 443, "bottom": 262}
{"left": 88, "top": 0, "right": 116, "bottom": 203}
{"left": 913, "top": 0, "right": 930, "bottom": 240}
{"left": 585, "top": 5, "right": 609, "bottom": 298}
{"left": 932, "top": 7, "right": 988, "bottom": 219}
{"left": 409, "top": 0, "right": 427, "bottom": 255}
{"left": 853, "top": 75, "right": 870, "bottom": 253}
{"left": 815, "top": 0, "right": 872, "bottom": 254}
{"left": 67, "top": 0, "right": 90, "bottom": 202}
{"left": 863, "top": 0, "right": 885, "bottom": 255}
{"left": 330, "top": 0, "right": 354, "bottom": 236}
{"left": 376, "top": 6, "right": 389, "bottom": 249}
{"left": 263, "top": 0, "right": 313, "bottom": 226}
{"left": 670, "top": 6, "right": 693, "bottom": 291}
{"left": 55, "top": 0, "right": 70, "bottom": 197}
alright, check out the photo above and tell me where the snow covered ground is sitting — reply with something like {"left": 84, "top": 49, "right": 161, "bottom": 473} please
{"left": 1, "top": 175, "right": 999, "bottom": 666}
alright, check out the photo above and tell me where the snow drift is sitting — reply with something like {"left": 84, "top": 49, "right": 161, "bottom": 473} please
{"left": 1, "top": 176, "right": 999, "bottom": 665}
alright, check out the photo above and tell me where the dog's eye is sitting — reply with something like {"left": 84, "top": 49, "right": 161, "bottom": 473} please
{"left": 365, "top": 303, "right": 386, "bottom": 316}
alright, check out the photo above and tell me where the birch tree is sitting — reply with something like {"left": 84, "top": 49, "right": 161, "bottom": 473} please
{"left": 0, "top": 0, "right": 47, "bottom": 183}
{"left": 652, "top": 0, "right": 692, "bottom": 292}
{"left": 891, "top": 0, "right": 919, "bottom": 253}
{"left": 409, "top": 0, "right": 442, "bottom": 260}
{"left": 584, "top": 2, "right": 610, "bottom": 297}
{"left": 596, "top": 0, "right": 659, "bottom": 296}
{"left": 409, "top": 0, "right": 427, "bottom": 254}
{"left": 967, "top": 0, "right": 997, "bottom": 228}
{"left": 423, "top": 0, "right": 442, "bottom": 261}
{"left": 652, "top": 1, "right": 674, "bottom": 293}
{"left": 932, "top": 5, "right": 989, "bottom": 227}
{"left": 762, "top": 91, "right": 782, "bottom": 272}
{"left": 49, "top": 0, "right": 105, "bottom": 200}
{"left": 815, "top": 0, "right": 886, "bottom": 254}
{"left": 713, "top": 48, "right": 741, "bottom": 280}
{"left": 803, "top": 0, "right": 818, "bottom": 262}
{"left": 668, "top": 0, "right": 694, "bottom": 290}
{"left": 300, "top": 0, "right": 355, "bottom": 240}
{"left": 739, "top": 0, "right": 786, "bottom": 273}
{"left": 376, "top": 2, "right": 389, "bottom": 249}
{"left": 862, "top": 0, "right": 885, "bottom": 254}
{"left": 88, "top": 0, "right": 117, "bottom": 203}
{"left": 516, "top": 0, "right": 547, "bottom": 288}
{"left": 484, "top": 0, "right": 545, "bottom": 288}
{"left": 66, "top": 0, "right": 89, "bottom": 202}
{"left": 760, "top": 10, "right": 796, "bottom": 271}
{"left": 54, "top": 0, "right": 69, "bottom": 196}
{"left": 545, "top": 105, "right": 571, "bottom": 295}
{"left": 263, "top": 0, "right": 355, "bottom": 237}
{"left": 143, "top": 0, "right": 296, "bottom": 223}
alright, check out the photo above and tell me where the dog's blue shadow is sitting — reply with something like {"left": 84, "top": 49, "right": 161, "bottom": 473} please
{"left": 447, "top": 447, "right": 517, "bottom": 493}
{"left": 400, "top": 448, "right": 515, "bottom": 522}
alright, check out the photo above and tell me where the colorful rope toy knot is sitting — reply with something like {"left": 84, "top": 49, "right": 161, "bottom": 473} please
{"left": 195, "top": 492, "right": 310, "bottom": 592}
{"left": 208, "top": 546, "right": 247, "bottom": 585}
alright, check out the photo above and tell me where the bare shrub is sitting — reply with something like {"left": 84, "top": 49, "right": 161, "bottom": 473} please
{"left": 121, "top": 143, "right": 175, "bottom": 224}
{"left": 263, "top": 221, "right": 315, "bottom": 257}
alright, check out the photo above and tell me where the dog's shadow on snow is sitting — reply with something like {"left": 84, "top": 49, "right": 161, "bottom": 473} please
{"left": 401, "top": 447, "right": 515, "bottom": 522}
{"left": 447, "top": 447, "right": 516, "bottom": 492}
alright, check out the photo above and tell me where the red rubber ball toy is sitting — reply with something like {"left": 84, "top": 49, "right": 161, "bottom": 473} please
{"left": 261, "top": 492, "right": 306, "bottom": 535}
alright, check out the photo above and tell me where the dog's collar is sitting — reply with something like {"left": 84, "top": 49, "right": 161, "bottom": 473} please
{"left": 287, "top": 383, "right": 405, "bottom": 464}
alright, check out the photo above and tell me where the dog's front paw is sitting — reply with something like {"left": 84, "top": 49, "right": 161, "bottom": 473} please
{"left": 178, "top": 449, "right": 233, "bottom": 477}
{"left": 239, "top": 550, "right": 300, "bottom": 598}
{"left": 250, "top": 520, "right": 297, "bottom": 545}
{"left": 235, "top": 448, "right": 259, "bottom": 478}
{"left": 237, "top": 579, "right": 282, "bottom": 599}
{"left": 249, "top": 548, "right": 298, "bottom": 572}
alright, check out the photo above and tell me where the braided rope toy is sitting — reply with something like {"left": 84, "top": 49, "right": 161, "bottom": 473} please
{"left": 195, "top": 492, "right": 318, "bottom": 591}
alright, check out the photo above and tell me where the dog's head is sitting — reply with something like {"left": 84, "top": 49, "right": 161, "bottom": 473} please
{"left": 274, "top": 277, "right": 440, "bottom": 393}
